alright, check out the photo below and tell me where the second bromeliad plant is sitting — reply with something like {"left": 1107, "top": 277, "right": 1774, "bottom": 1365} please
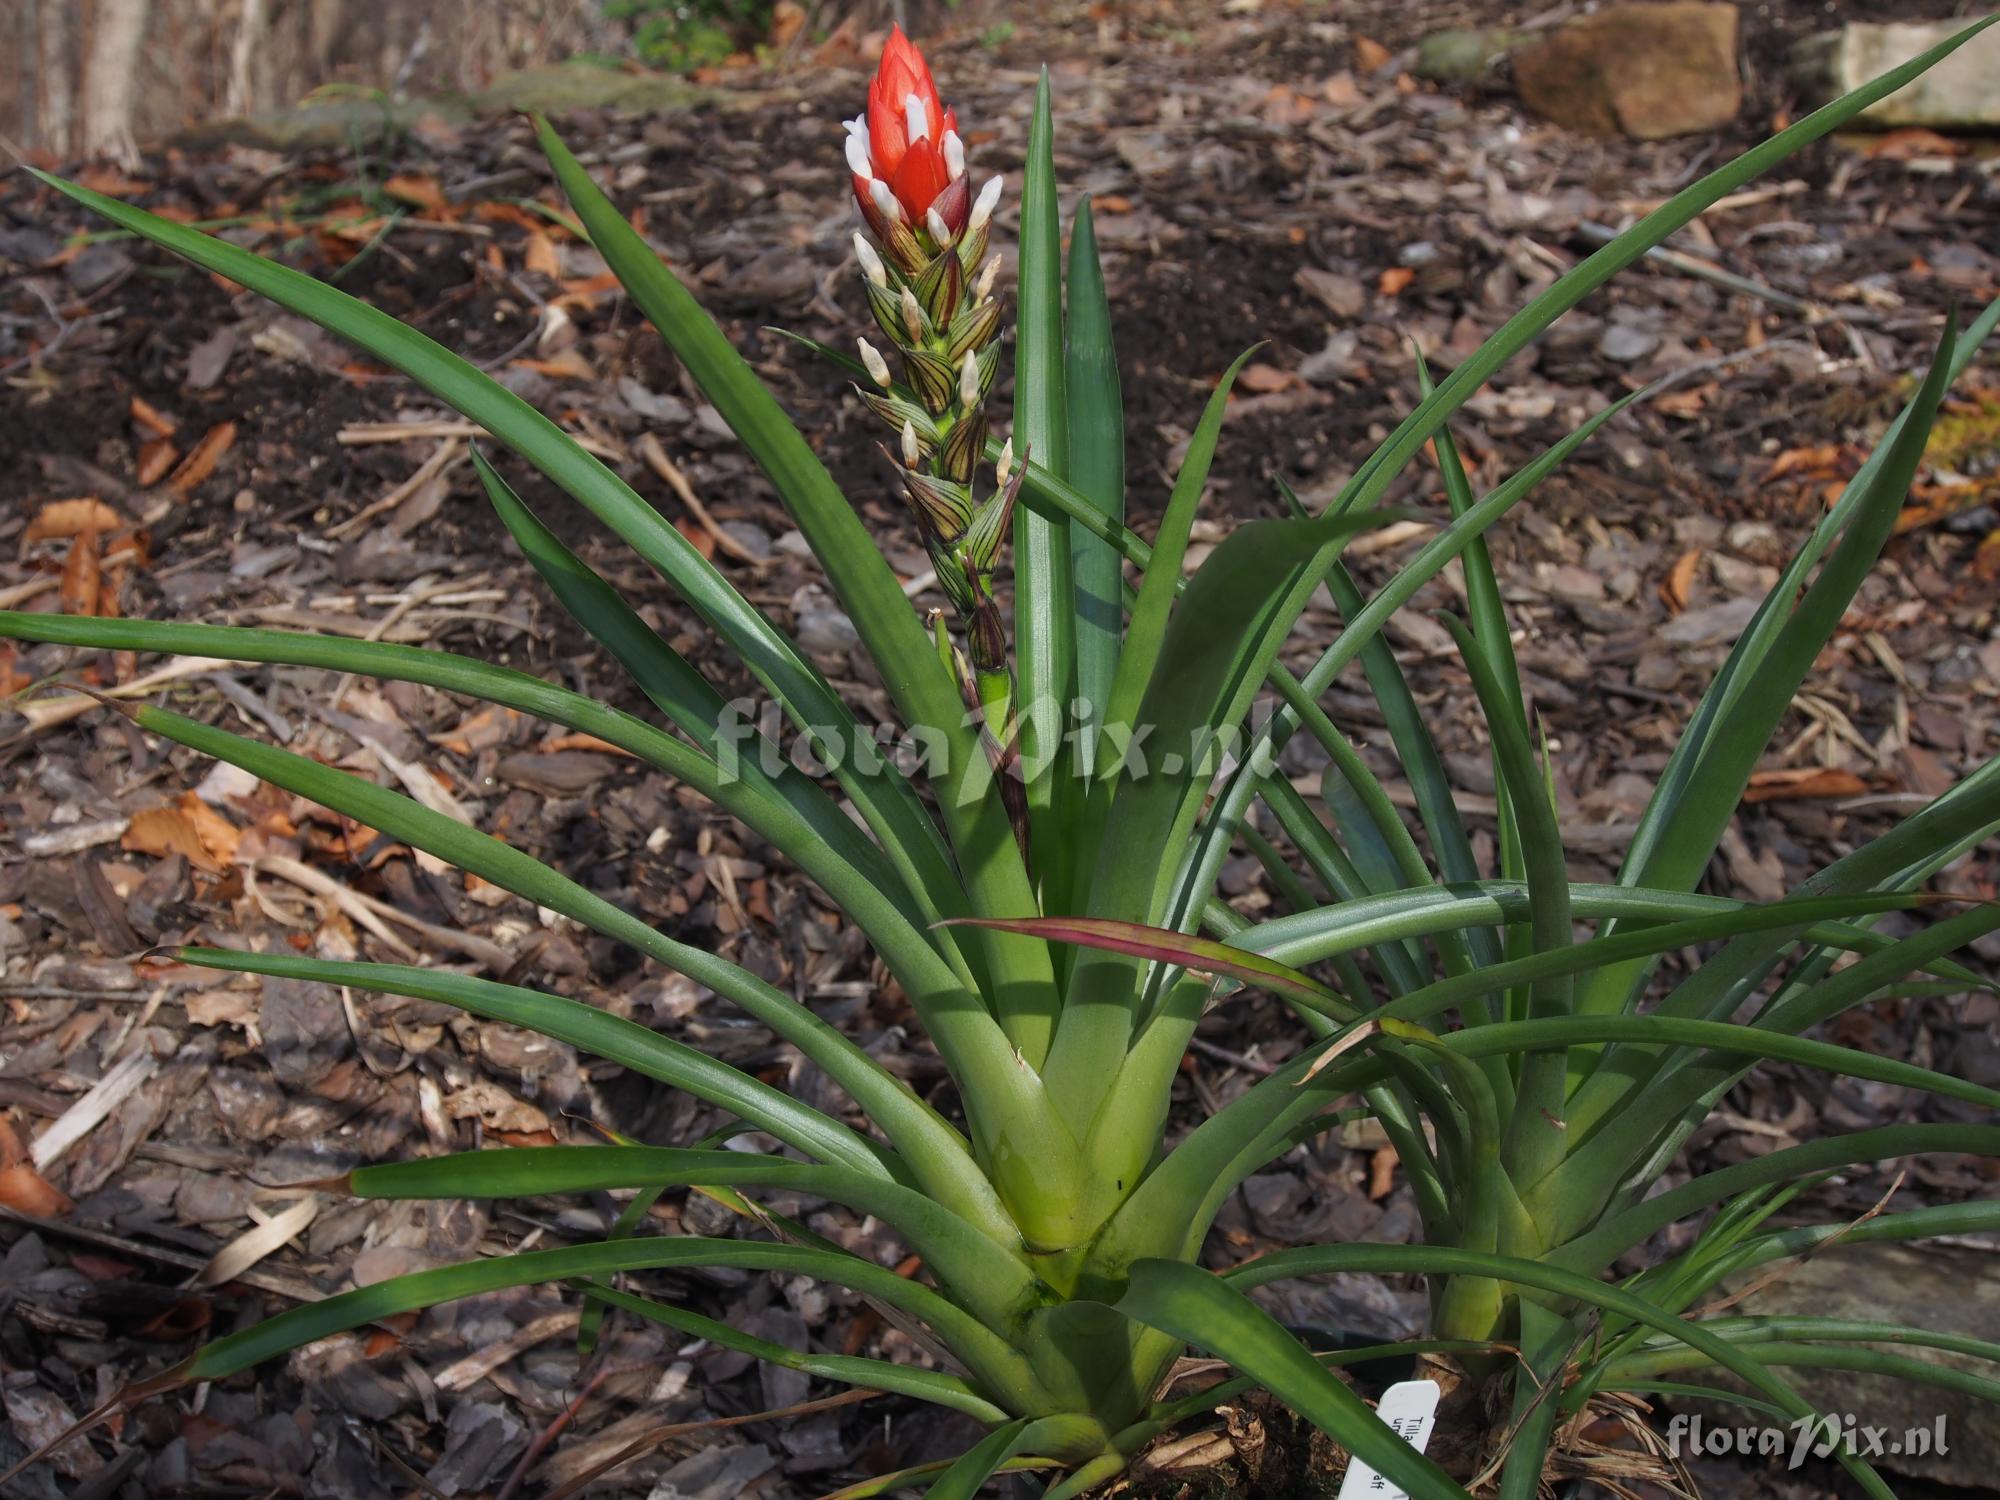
{"left": 8, "top": 21, "right": 2000, "bottom": 1500}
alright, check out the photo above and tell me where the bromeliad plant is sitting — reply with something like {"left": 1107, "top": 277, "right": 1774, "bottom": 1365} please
{"left": 8, "top": 20, "right": 2000, "bottom": 1499}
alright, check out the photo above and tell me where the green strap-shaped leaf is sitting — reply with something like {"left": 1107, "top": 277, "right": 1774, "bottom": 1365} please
{"left": 1617, "top": 1315, "right": 2000, "bottom": 1371}
{"left": 1013, "top": 69, "right": 1076, "bottom": 868}
{"left": 0, "top": 611, "right": 973, "bottom": 1008}
{"left": 1160, "top": 393, "right": 1638, "bottom": 955}
{"left": 528, "top": 120, "right": 1061, "bottom": 1064}
{"left": 1097, "top": 346, "right": 1260, "bottom": 782}
{"left": 1557, "top": 898, "right": 2000, "bottom": 1217}
{"left": 1583, "top": 316, "right": 1960, "bottom": 1030}
{"left": 1064, "top": 195, "right": 1125, "bottom": 751}
{"left": 1713, "top": 1201, "right": 2000, "bottom": 1281}
{"left": 26, "top": 165, "right": 954, "bottom": 924}
{"left": 581, "top": 1282, "right": 1006, "bottom": 1422}
{"left": 1099, "top": 889, "right": 1953, "bottom": 1270}
{"left": 1430, "top": 1015, "right": 2000, "bottom": 1116}
{"left": 117, "top": 697, "right": 1018, "bottom": 1244}
{"left": 469, "top": 451, "right": 935, "bottom": 935}
{"left": 941, "top": 912, "right": 1356, "bottom": 1020}
{"left": 1611, "top": 291, "right": 2000, "bottom": 918}
{"left": 919, "top": 1419, "right": 1034, "bottom": 1500}
{"left": 1550, "top": 1122, "right": 2000, "bottom": 1276}
{"left": 343, "top": 1145, "right": 1036, "bottom": 1326}
{"left": 1163, "top": 18, "right": 1998, "bottom": 950}
{"left": 1215, "top": 1246, "right": 1899, "bottom": 1500}
{"left": 1247, "top": 880, "right": 1978, "bottom": 989}
{"left": 1115, "top": 1261, "right": 1472, "bottom": 1500}
{"left": 1040, "top": 504, "right": 1407, "bottom": 1131}
{"left": 175, "top": 946, "right": 891, "bottom": 1177}
{"left": 169, "top": 1236, "right": 1042, "bottom": 1410}
{"left": 1437, "top": 613, "right": 1571, "bottom": 1183}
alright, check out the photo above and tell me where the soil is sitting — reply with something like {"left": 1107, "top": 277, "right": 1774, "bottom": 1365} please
{"left": 1, "top": 1, "right": 1997, "bottom": 1496}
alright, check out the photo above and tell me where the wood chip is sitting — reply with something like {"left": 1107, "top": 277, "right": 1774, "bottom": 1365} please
{"left": 432, "top": 1309, "right": 581, "bottom": 1392}
{"left": 30, "top": 1049, "right": 161, "bottom": 1171}
{"left": 188, "top": 1194, "right": 320, "bottom": 1290}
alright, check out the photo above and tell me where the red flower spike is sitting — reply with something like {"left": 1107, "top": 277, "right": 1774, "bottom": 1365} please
{"left": 850, "top": 26, "right": 963, "bottom": 225}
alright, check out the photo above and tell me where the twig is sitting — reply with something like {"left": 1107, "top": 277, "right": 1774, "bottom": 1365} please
{"left": 324, "top": 437, "right": 466, "bottom": 540}
{"left": 635, "top": 431, "right": 767, "bottom": 566}
{"left": 538, "top": 1389, "right": 880, "bottom": 1500}
{"left": 7, "top": 656, "right": 245, "bottom": 738}
{"left": 336, "top": 420, "right": 621, "bottom": 460}
{"left": 1576, "top": 221, "right": 1837, "bottom": 321}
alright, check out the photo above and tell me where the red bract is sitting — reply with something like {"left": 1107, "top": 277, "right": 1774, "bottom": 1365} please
{"left": 846, "top": 26, "right": 964, "bottom": 229}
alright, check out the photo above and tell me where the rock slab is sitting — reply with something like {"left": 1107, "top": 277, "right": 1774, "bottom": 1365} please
{"left": 1513, "top": 3, "right": 1741, "bottom": 140}
{"left": 1792, "top": 20, "right": 2000, "bottom": 130}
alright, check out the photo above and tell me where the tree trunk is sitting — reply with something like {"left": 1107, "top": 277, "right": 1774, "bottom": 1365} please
{"left": 226, "top": 0, "right": 268, "bottom": 118}
{"left": 33, "top": 0, "right": 76, "bottom": 158}
{"left": 81, "top": 0, "right": 153, "bottom": 166}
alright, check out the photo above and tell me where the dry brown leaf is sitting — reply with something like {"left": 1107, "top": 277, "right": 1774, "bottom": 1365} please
{"left": 123, "top": 793, "right": 241, "bottom": 872}
{"left": 1378, "top": 266, "right": 1415, "bottom": 297}
{"left": 0, "top": 1162, "right": 74, "bottom": 1217}
{"left": 185, "top": 988, "right": 260, "bottom": 1038}
{"left": 443, "top": 1081, "right": 551, "bottom": 1134}
{"left": 430, "top": 705, "right": 517, "bottom": 756}
{"left": 1864, "top": 127, "right": 1964, "bottom": 160}
{"left": 523, "top": 229, "right": 562, "bottom": 278}
{"left": 1660, "top": 547, "right": 1702, "bottom": 614}
{"left": 1353, "top": 35, "right": 1392, "bottom": 71}
{"left": 542, "top": 732, "right": 635, "bottom": 757}
{"left": 1743, "top": 767, "right": 1870, "bottom": 803}
{"left": 511, "top": 349, "right": 598, "bottom": 382}
{"left": 1762, "top": 443, "right": 1847, "bottom": 484}
{"left": 770, "top": 0, "right": 806, "bottom": 47}
{"left": 128, "top": 395, "right": 177, "bottom": 436}
{"left": 166, "top": 421, "right": 238, "bottom": 496}
{"left": 76, "top": 164, "right": 150, "bottom": 196}
{"left": 382, "top": 172, "right": 448, "bottom": 214}
{"left": 1235, "top": 363, "right": 1300, "bottom": 394}
{"left": 58, "top": 531, "right": 101, "bottom": 616}
{"left": 136, "top": 436, "right": 180, "bottom": 488}
{"left": 1367, "top": 1144, "right": 1398, "bottom": 1201}
{"left": 25, "top": 498, "right": 122, "bottom": 543}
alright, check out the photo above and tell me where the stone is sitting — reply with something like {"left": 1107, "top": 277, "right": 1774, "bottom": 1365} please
{"left": 1694, "top": 1242, "right": 2000, "bottom": 1489}
{"left": 1512, "top": 3, "right": 1741, "bottom": 140}
{"left": 1792, "top": 21, "right": 2000, "bottom": 130}
{"left": 1598, "top": 323, "right": 1662, "bottom": 363}
{"left": 1415, "top": 27, "right": 1528, "bottom": 85}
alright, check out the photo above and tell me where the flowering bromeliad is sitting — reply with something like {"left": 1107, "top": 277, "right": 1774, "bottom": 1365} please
{"left": 844, "top": 28, "right": 1018, "bottom": 734}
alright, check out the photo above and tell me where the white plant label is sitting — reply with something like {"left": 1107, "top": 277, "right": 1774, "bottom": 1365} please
{"left": 1335, "top": 1378, "right": 1442, "bottom": 1499}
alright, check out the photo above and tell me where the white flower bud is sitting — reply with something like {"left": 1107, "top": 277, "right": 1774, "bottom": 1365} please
{"left": 975, "top": 254, "right": 1001, "bottom": 302}
{"left": 853, "top": 232, "right": 888, "bottom": 287}
{"left": 959, "top": 349, "right": 980, "bottom": 407}
{"left": 968, "top": 174, "right": 1003, "bottom": 233}
{"left": 900, "top": 419, "right": 921, "bottom": 468}
{"left": 926, "top": 206, "right": 953, "bottom": 247}
{"left": 996, "top": 438, "right": 1015, "bottom": 488}
{"left": 844, "top": 131, "right": 873, "bottom": 181}
{"left": 943, "top": 130, "right": 965, "bottom": 182}
{"left": 899, "top": 286, "right": 925, "bottom": 342}
{"left": 904, "top": 92, "right": 931, "bottom": 144}
{"left": 858, "top": 337, "right": 892, "bottom": 389}
{"left": 868, "top": 177, "right": 905, "bottom": 224}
